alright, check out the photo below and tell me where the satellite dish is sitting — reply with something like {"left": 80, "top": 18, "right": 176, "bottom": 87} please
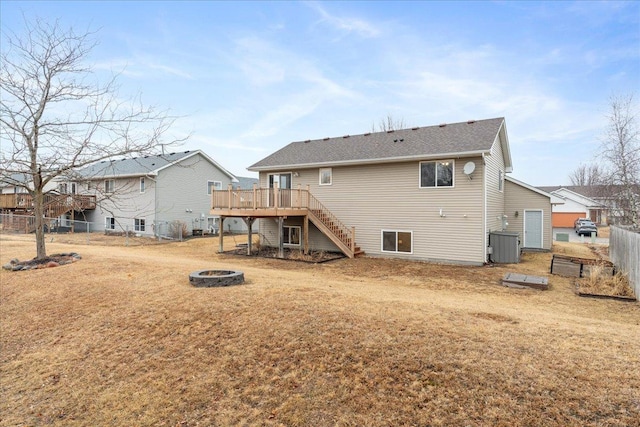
{"left": 463, "top": 161, "right": 476, "bottom": 177}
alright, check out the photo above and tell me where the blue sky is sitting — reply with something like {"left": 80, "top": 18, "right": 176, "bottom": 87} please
{"left": 2, "top": 1, "right": 638, "bottom": 185}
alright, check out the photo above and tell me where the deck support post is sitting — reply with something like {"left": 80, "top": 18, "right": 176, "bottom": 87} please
{"left": 218, "top": 216, "right": 225, "bottom": 253}
{"left": 278, "top": 216, "right": 284, "bottom": 259}
{"left": 351, "top": 226, "right": 355, "bottom": 252}
{"left": 304, "top": 215, "right": 309, "bottom": 255}
{"left": 243, "top": 217, "right": 255, "bottom": 255}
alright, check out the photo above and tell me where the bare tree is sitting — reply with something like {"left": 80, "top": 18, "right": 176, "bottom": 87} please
{"left": 569, "top": 163, "right": 605, "bottom": 186}
{"left": 600, "top": 94, "right": 639, "bottom": 227}
{"left": 371, "top": 114, "right": 406, "bottom": 132}
{"left": 0, "top": 17, "right": 183, "bottom": 259}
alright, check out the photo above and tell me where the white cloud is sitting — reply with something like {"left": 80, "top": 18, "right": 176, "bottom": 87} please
{"left": 307, "top": 2, "right": 380, "bottom": 38}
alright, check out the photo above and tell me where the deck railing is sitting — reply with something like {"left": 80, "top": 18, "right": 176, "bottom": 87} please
{"left": 212, "top": 185, "right": 357, "bottom": 255}
{"left": 0, "top": 192, "right": 97, "bottom": 211}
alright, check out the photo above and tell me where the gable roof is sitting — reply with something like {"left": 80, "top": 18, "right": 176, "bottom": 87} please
{"left": 537, "top": 185, "right": 607, "bottom": 199}
{"left": 76, "top": 150, "right": 237, "bottom": 181}
{"left": 249, "top": 117, "right": 511, "bottom": 171}
{"left": 506, "top": 176, "right": 564, "bottom": 205}
{"left": 547, "top": 187, "right": 605, "bottom": 208}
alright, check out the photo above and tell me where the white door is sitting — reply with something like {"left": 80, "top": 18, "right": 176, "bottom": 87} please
{"left": 524, "top": 210, "right": 543, "bottom": 248}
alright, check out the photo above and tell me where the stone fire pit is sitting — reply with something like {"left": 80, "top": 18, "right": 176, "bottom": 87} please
{"left": 189, "top": 270, "right": 244, "bottom": 287}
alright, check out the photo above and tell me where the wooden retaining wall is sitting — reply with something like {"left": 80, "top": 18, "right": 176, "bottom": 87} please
{"left": 610, "top": 226, "right": 640, "bottom": 301}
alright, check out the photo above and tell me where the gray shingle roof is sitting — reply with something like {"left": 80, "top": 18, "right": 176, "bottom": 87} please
{"left": 235, "top": 176, "right": 259, "bottom": 189}
{"left": 249, "top": 117, "right": 506, "bottom": 171}
{"left": 77, "top": 150, "right": 200, "bottom": 178}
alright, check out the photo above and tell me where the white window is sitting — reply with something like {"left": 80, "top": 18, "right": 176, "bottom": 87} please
{"left": 498, "top": 170, "right": 504, "bottom": 192}
{"left": 319, "top": 168, "right": 332, "bottom": 186}
{"left": 420, "top": 160, "right": 454, "bottom": 188}
{"left": 104, "top": 179, "right": 115, "bottom": 193}
{"left": 381, "top": 230, "right": 413, "bottom": 254}
{"left": 207, "top": 180, "right": 222, "bottom": 195}
{"left": 283, "top": 226, "right": 301, "bottom": 246}
{"left": 134, "top": 218, "right": 145, "bottom": 232}
{"left": 140, "top": 177, "right": 145, "bottom": 193}
{"left": 105, "top": 217, "right": 115, "bottom": 230}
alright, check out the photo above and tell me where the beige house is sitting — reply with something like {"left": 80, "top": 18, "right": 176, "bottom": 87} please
{"left": 211, "top": 118, "right": 553, "bottom": 264}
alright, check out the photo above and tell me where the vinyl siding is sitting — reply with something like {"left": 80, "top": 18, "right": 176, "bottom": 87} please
{"left": 259, "top": 157, "right": 487, "bottom": 264}
{"left": 81, "top": 152, "right": 242, "bottom": 235}
{"left": 81, "top": 176, "right": 156, "bottom": 235}
{"left": 504, "top": 180, "right": 552, "bottom": 250}
{"left": 484, "top": 135, "right": 507, "bottom": 238}
{"left": 157, "top": 152, "right": 240, "bottom": 233}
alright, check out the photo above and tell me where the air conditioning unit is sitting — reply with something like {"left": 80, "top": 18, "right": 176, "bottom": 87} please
{"left": 489, "top": 231, "right": 521, "bottom": 263}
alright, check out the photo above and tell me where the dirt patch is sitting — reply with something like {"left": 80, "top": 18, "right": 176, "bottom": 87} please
{"left": 226, "top": 246, "right": 345, "bottom": 263}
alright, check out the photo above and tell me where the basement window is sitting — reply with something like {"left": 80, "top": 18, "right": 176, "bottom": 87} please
{"left": 283, "top": 226, "right": 301, "bottom": 246}
{"left": 105, "top": 217, "right": 115, "bottom": 230}
{"left": 381, "top": 230, "right": 413, "bottom": 254}
{"left": 134, "top": 218, "right": 146, "bottom": 232}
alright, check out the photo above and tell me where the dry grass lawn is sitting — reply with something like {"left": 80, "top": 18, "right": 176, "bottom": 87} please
{"left": 1, "top": 234, "right": 639, "bottom": 426}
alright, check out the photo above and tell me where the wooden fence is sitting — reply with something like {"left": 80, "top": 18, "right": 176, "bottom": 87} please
{"left": 610, "top": 226, "right": 640, "bottom": 300}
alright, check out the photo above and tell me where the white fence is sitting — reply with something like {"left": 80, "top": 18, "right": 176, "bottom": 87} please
{"left": 610, "top": 226, "right": 640, "bottom": 300}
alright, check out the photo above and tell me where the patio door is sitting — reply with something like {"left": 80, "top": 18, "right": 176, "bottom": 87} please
{"left": 268, "top": 173, "right": 292, "bottom": 207}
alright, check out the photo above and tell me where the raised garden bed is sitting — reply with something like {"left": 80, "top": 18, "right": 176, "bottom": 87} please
{"left": 550, "top": 254, "right": 615, "bottom": 278}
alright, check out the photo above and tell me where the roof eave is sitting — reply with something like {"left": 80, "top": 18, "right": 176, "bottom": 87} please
{"left": 248, "top": 149, "right": 491, "bottom": 172}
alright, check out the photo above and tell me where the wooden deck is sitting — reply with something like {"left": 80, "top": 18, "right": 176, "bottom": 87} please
{"left": 211, "top": 185, "right": 362, "bottom": 258}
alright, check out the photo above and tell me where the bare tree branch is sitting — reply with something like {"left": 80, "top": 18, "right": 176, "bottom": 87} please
{"left": 1, "top": 17, "right": 186, "bottom": 258}
{"left": 371, "top": 113, "right": 406, "bottom": 132}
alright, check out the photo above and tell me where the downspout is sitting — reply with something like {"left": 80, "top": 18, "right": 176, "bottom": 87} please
{"left": 146, "top": 173, "right": 158, "bottom": 237}
{"left": 482, "top": 153, "right": 488, "bottom": 263}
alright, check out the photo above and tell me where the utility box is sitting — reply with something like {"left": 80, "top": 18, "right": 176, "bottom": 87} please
{"left": 489, "top": 231, "right": 521, "bottom": 263}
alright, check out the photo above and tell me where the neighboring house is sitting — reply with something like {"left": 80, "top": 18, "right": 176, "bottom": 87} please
{"left": 74, "top": 150, "right": 239, "bottom": 236}
{"left": 537, "top": 186, "right": 608, "bottom": 226}
{"left": 211, "top": 117, "right": 554, "bottom": 264}
{"left": 0, "top": 173, "right": 96, "bottom": 233}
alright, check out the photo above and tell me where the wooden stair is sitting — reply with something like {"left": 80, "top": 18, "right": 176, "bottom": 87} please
{"left": 306, "top": 193, "right": 364, "bottom": 258}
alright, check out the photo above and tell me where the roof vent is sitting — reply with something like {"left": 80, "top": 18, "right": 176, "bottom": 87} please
{"left": 412, "top": 127, "right": 419, "bottom": 130}
{"left": 467, "top": 120, "right": 476, "bottom": 124}
{"left": 323, "top": 137, "right": 330, "bottom": 141}
{"left": 439, "top": 123, "right": 447, "bottom": 127}
{"left": 304, "top": 139, "right": 311, "bottom": 143}
{"left": 364, "top": 133, "right": 371, "bottom": 136}
{"left": 184, "top": 150, "right": 190, "bottom": 153}
{"left": 387, "top": 130, "right": 394, "bottom": 133}
{"left": 151, "top": 163, "right": 155, "bottom": 166}
{"left": 343, "top": 135, "right": 350, "bottom": 138}
{"left": 169, "top": 152, "right": 175, "bottom": 156}
{"left": 400, "top": 138, "right": 404, "bottom": 142}
{"left": 394, "top": 139, "right": 398, "bottom": 142}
